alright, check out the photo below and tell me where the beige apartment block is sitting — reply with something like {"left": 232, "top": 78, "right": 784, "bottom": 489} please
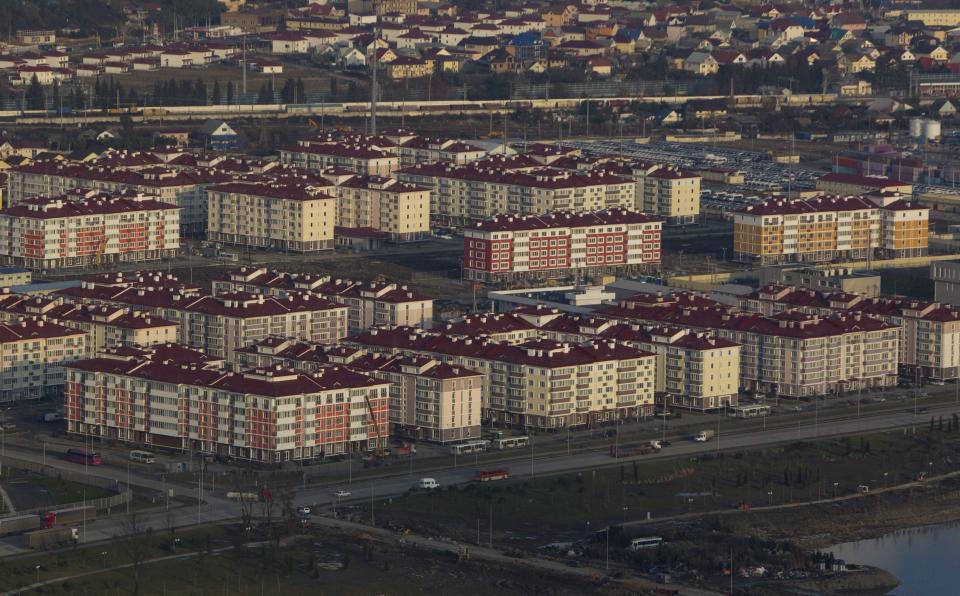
{"left": 396, "top": 163, "right": 636, "bottom": 227}
{"left": 206, "top": 181, "right": 336, "bottom": 252}
{"left": 55, "top": 282, "right": 348, "bottom": 363}
{"left": 529, "top": 310, "right": 740, "bottom": 411}
{"left": 212, "top": 267, "right": 434, "bottom": 333}
{"left": 637, "top": 165, "right": 701, "bottom": 225}
{"left": 741, "top": 284, "right": 960, "bottom": 381}
{"left": 334, "top": 176, "right": 430, "bottom": 242}
{"left": 348, "top": 352, "right": 483, "bottom": 443}
{"left": 596, "top": 293, "right": 900, "bottom": 397}
{"left": 350, "top": 327, "right": 658, "bottom": 430}
{"left": 0, "top": 317, "right": 87, "bottom": 402}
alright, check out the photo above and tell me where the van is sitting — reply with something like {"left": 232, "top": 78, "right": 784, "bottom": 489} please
{"left": 417, "top": 478, "right": 440, "bottom": 490}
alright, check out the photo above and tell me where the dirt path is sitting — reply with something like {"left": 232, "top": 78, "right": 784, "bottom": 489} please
{"left": 309, "top": 515, "right": 722, "bottom": 596}
{"left": 0, "top": 546, "right": 235, "bottom": 596}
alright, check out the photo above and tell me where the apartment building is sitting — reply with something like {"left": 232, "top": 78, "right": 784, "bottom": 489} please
{"left": 7, "top": 162, "right": 225, "bottom": 236}
{"left": 65, "top": 355, "right": 390, "bottom": 462}
{"left": 740, "top": 284, "right": 960, "bottom": 381}
{"left": 0, "top": 293, "right": 177, "bottom": 357}
{"left": 212, "top": 267, "right": 434, "bottom": 333}
{"left": 528, "top": 309, "right": 740, "bottom": 411}
{"left": 279, "top": 139, "right": 400, "bottom": 176}
{"left": 349, "top": 327, "right": 657, "bottom": 430}
{"left": 384, "top": 133, "right": 487, "bottom": 167}
{"left": 463, "top": 208, "right": 662, "bottom": 283}
{"left": 816, "top": 173, "right": 913, "bottom": 196}
{"left": 733, "top": 195, "right": 928, "bottom": 264}
{"left": 0, "top": 317, "right": 87, "bottom": 402}
{"left": 549, "top": 159, "right": 701, "bottom": 224}
{"left": 596, "top": 292, "right": 900, "bottom": 397}
{"left": 932, "top": 260, "right": 960, "bottom": 306}
{"left": 0, "top": 190, "right": 180, "bottom": 270}
{"left": 396, "top": 163, "right": 636, "bottom": 227}
{"left": 334, "top": 175, "right": 430, "bottom": 242}
{"left": 638, "top": 165, "right": 701, "bottom": 225}
{"left": 56, "top": 283, "right": 348, "bottom": 362}
{"left": 234, "top": 337, "right": 482, "bottom": 443}
{"left": 206, "top": 180, "right": 337, "bottom": 252}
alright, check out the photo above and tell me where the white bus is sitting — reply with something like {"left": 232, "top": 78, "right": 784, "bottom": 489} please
{"left": 450, "top": 440, "right": 490, "bottom": 456}
{"left": 129, "top": 450, "right": 156, "bottom": 464}
{"left": 630, "top": 536, "right": 663, "bottom": 550}
{"left": 492, "top": 436, "right": 529, "bottom": 450}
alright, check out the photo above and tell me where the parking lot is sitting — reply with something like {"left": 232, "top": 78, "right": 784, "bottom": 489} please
{"left": 570, "top": 139, "right": 823, "bottom": 192}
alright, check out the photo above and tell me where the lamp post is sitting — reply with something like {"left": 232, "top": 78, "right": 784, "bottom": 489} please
{"left": 35, "top": 565, "right": 41, "bottom": 585}
{"left": 101, "top": 551, "right": 107, "bottom": 569}
{"left": 833, "top": 482, "right": 839, "bottom": 498}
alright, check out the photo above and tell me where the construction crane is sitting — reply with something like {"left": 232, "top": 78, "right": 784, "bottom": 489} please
{"left": 91, "top": 236, "right": 109, "bottom": 268}
{"left": 362, "top": 394, "right": 388, "bottom": 457}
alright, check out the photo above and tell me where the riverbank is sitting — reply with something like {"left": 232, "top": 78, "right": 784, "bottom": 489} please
{"left": 748, "top": 566, "right": 900, "bottom": 595}
{"left": 721, "top": 475, "right": 960, "bottom": 550}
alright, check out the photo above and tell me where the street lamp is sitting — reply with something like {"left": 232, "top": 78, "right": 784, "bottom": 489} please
{"left": 35, "top": 564, "right": 40, "bottom": 584}
{"left": 767, "top": 490, "right": 773, "bottom": 506}
{"left": 833, "top": 482, "right": 839, "bottom": 498}
{"left": 101, "top": 551, "right": 107, "bottom": 569}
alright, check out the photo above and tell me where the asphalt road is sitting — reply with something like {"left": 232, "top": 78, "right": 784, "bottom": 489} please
{"left": 0, "top": 401, "right": 955, "bottom": 558}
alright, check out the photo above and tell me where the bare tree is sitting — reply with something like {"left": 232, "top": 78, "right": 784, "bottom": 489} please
{"left": 119, "top": 512, "right": 153, "bottom": 594}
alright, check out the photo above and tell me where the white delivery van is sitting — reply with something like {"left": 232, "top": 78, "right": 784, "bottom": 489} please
{"left": 417, "top": 478, "right": 440, "bottom": 490}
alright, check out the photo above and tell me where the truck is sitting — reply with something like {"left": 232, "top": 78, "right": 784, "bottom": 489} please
{"left": 38, "top": 412, "right": 63, "bottom": 423}
{"left": 693, "top": 430, "right": 715, "bottom": 442}
{"left": 23, "top": 526, "right": 79, "bottom": 549}
{"left": 48, "top": 506, "right": 96, "bottom": 526}
{"left": 474, "top": 468, "right": 510, "bottom": 482}
{"left": 609, "top": 443, "right": 660, "bottom": 458}
{"left": 0, "top": 514, "right": 43, "bottom": 537}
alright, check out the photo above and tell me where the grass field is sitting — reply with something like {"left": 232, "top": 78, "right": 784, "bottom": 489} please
{"left": 33, "top": 476, "right": 116, "bottom": 504}
{"left": 0, "top": 523, "right": 587, "bottom": 596}
{"left": 371, "top": 427, "right": 960, "bottom": 546}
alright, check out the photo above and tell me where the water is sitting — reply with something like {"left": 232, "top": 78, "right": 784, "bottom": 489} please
{"left": 829, "top": 522, "right": 960, "bottom": 595}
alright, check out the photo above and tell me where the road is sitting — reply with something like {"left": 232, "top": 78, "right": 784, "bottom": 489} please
{"left": 0, "top": 400, "right": 955, "bottom": 558}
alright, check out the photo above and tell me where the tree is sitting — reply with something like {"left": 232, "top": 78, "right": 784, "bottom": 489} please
{"left": 119, "top": 512, "right": 153, "bottom": 594}
{"left": 25, "top": 75, "right": 45, "bottom": 110}
{"left": 280, "top": 77, "right": 296, "bottom": 104}
{"left": 71, "top": 87, "right": 84, "bottom": 110}
{"left": 211, "top": 80, "right": 221, "bottom": 105}
{"left": 50, "top": 81, "right": 60, "bottom": 110}
{"left": 226, "top": 80, "right": 234, "bottom": 105}
{"left": 193, "top": 78, "right": 207, "bottom": 105}
{"left": 257, "top": 81, "right": 274, "bottom": 104}
{"left": 296, "top": 77, "right": 305, "bottom": 103}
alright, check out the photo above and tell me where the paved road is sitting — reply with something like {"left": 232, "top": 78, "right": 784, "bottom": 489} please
{"left": 0, "top": 402, "right": 954, "bottom": 558}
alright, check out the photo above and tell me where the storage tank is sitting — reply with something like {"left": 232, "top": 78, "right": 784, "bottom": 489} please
{"left": 910, "top": 118, "right": 942, "bottom": 143}
{"left": 923, "top": 119, "right": 942, "bottom": 142}
{"left": 909, "top": 117, "right": 924, "bottom": 139}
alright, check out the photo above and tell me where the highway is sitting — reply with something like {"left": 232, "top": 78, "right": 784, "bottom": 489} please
{"left": 1, "top": 399, "right": 952, "bottom": 557}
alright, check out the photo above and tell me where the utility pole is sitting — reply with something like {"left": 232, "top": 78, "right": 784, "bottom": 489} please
{"left": 370, "top": 16, "right": 379, "bottom": 136}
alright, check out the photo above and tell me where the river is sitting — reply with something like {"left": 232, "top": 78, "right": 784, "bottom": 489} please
{"left": 829, "top": 522, "right": 960, "bottom": 595}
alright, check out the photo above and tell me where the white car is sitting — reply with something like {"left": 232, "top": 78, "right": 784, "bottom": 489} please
{"left": 333, "top": 489, "right": 351, "bottom": 499}
{"left": 296, "top": 506, "right": 311, "bottom": 516}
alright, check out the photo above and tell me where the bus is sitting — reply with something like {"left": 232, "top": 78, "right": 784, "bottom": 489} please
{"left": 65, "top": 448, "right": 102, "bottom": 466}
{"left": 450, "top": 440, "right": 490, "bottom": 456}
{"left": 728, "top": 404, "right": 771, "bottom": 419}
{"left": 629, "top": 536, "right": 664, "bottom": 550}
{"left": 129, "top": 450, "right": 156, "bottom": 464}
{"left": 492, "top": 436, "right": 529, "bottom": 450}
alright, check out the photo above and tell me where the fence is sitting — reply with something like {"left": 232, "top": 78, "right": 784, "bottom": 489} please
{"left": 0, "top": 455, "right": 133, "bottom": 516}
